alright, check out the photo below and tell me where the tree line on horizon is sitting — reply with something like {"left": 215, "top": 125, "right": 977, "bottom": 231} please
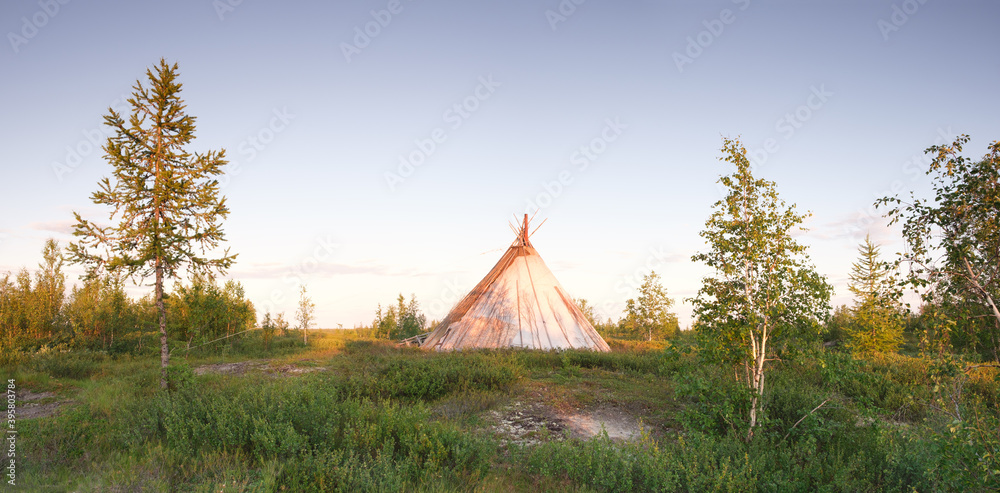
{"left": 0, "top": 249, "right": 257, "bottom": 357}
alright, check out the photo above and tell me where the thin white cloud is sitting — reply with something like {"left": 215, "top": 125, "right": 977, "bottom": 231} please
{"left": 229, "top": 261, "right": 441, "bottom": 281}
{"left": 29, "top": 220, "right": 76, "bottom": 235}
{"left": 550, "top": 259, "right": 582, "bottom": 271}
{"left": 231, "top": 262, "right": 386, "bottom": 279}
{"left": 606, "top": 250, "right": 636, "bottom": 259}
{"left": 807, "top": 212, "right": 899, "bottom": 244}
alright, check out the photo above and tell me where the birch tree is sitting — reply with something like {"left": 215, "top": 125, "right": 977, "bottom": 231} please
{"left": 67, "top": 59, "right": 235, "bottom": 389}
{"left": 691, "top": 137, "right": 831, "bottom": 439}
{"left": 877, "top": 135, "right": 1000, "bottom": 360}
{"left": 620, "top": 272, "right": 679, "bottom": 341}
{"left": 296, "top": 285, "right": 315, "bottom": 344}
{"left": 32, "top": 239, "right": 66, "bottom": 340}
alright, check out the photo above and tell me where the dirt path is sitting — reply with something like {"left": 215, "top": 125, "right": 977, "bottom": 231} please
{"left": 193, "top": 359, "right": 327, "bottom": 376}
{"left": 18, "top": 390, "right": 71, "bottom": 420}
{"left": 15, "top": 359, "right": 325, "bottom": 421}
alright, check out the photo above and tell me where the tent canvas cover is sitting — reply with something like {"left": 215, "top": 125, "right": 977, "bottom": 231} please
{"left": 422, "top": 215, "right": 611, "bottom": 352}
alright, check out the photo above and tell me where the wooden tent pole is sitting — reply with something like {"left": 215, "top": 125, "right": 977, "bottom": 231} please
{"left": 529, "top": 218, "right": 548, "bottom": 238}
{"left": 522, "top": 214, "right": 528, "bottom": 245}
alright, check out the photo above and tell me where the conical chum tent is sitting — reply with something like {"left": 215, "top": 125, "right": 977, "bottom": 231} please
{"left": 422, "top": 215, "right": 611, "bottom": 352}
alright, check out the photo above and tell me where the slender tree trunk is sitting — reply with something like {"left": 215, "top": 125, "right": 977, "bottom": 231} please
{"left": 747, "top": 329, "right": 769, "bottom": 440}
{"left": 740, "top": 179, "right": 762, "bottom": 440}
{"left": 748, "top": 358, "right": 765, "bottom": 438}
{"left": 156, "top": 258, "right": 168, "bottom": 389}
{"left": 153, "top": 102, "right": 167, "bottom": 390}
{"left": 963, "top": 258, "right": 1000, "bottom": 324}
{"left": 982, "top": 291, "right": 1000, "bottom": 327}
{"left": 960, "top": 258, "right": 1000, "bottom": 357}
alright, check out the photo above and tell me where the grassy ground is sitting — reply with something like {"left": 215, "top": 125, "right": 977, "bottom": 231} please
{"left": 6, "top": 330, "right": 1000, "bottom": 491}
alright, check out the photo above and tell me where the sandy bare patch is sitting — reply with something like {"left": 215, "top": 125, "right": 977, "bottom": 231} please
{"left": 269, "top": 364, "right": 326, "bottom": 375}
{"left": 489, "top": 400, "right": 644, "bottom": 446}
{"left": 20, "top": 390, "right": 56, "bottom": 402}
{"left": 193, "top": 360, "right": 326, "bottom": 376}
{"left": 489, "top": 400, "right": 567, "bottom": 447}
{"left": 193, "top": 360, "right": 267, "bottom": 375}
{"left": 18, "top": 390, "right": 71, "bottom": 419}
{"left": 560, "top": 406, "right": 643, "bottom": 440}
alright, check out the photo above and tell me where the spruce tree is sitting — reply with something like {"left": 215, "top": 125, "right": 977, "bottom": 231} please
{"left": 846, "top": 235, "right": 903, "bottom": 354}
{"left": 67, "top": 59, "right": 234, "bottom": 389}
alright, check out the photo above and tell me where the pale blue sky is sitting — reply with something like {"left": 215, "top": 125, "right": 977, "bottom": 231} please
{"left": 2, "top": 0, "right": 999, "bottom": 327}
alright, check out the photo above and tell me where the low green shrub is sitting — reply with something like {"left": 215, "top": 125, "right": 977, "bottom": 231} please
{"left": 513, "top": 348, "right": 671, "bottom": 376}
{"left": 917, "top": 415, "right": 1000, "bottom": 491}
{"left": 364, "top": 352, "right": 522, "bottom": 400}
{"left": 604, "top": 338, "right": 669, "bottom": 352}
{"left": 154, "top": 375, "right": 495, "bottom": 483}
{"left": 106, "top": 330, "right": 160, "bottom": 356}
{"left": 966, "top": 367, "right": 1000, "bottom": 409}
{"left": 279, "top": 449, "right": 409, "bottom": 492}
{"left": 820, "top": 352, "right": 928, "bottom": 422}
{"left": 28, "top": 347, "right": 108, "bottom": 379}
{"left": 519, "top": 427, "right": 934, "bottom": 492}
{"left": 562, "top": 350, "right": 665, "bottom": 375}
{"left": 165, "top": 362, "right": 195, "bottom": 392}
{"left": 673, "top": 366, "right": 750, "bottom": 437}
{"left": 765, "top": 363, "right": 853, "bottom": 443}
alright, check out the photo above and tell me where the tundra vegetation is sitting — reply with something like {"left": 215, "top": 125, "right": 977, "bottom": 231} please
{"left": 1, "top": 60, "right": 998, "bottom": 490}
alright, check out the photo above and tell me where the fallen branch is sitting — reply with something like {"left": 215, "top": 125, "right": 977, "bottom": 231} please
{"left": 170, "top": 327, "right": 261, "bottom": 355}
{"left": 783, "top": 397, "right": 832, "bottom": 441}
{"left": 963, "top": 363, "right": 1000, "bottom": 373}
